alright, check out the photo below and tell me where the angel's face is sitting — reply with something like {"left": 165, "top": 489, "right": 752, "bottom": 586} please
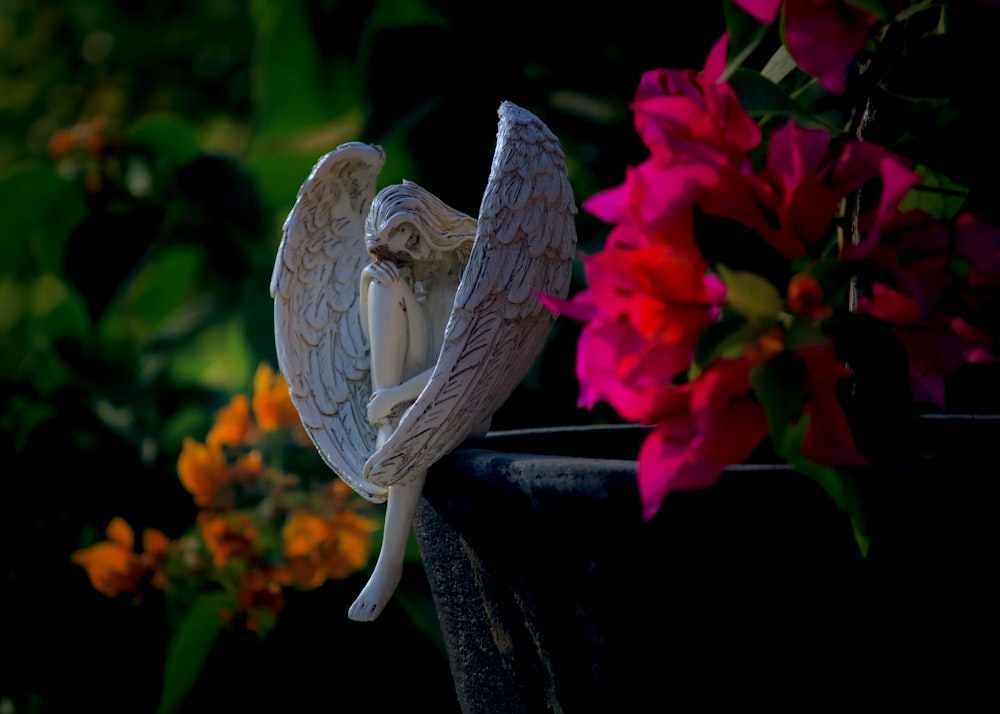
{"left": 383, "top": 222, "right": 431, "bottom": 263}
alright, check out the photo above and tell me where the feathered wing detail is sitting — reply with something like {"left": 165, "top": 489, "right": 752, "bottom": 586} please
{"left": 270, "top": 143, "right": 389, "bottom": 503}
{"left": 364, "top": 101, "right": 578, "bottom": 488}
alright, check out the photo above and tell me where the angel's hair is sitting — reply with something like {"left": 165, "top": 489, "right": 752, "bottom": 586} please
{"left": 365, "top": 180, "right": 477, "bottom": 265}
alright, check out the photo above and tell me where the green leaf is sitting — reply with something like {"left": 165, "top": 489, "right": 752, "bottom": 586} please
{"left": 721, "top": 0, "right": 771, "bottom": 81}
{"left": 251, "top": 1, "right": 367, "bottom": 144}
{"left": 156, "top": 592, "right": 234, "bottom": 714}
{"left": 897, "top": 165, "right": 967, "bottom": 221}
{"left": 125, "top": 114, "right": 203, "bottom": 167}
{"left": 98, "top": 244, "right": 205, "bottom": 345}
{"left": 759, "top": 45, "right": 798, "bottom": 85}
{"left": 370, "top": 0, "right": 449, "bottom": 31}
{"left": 782, "top": 317, "right": 829, "bottom": 352}
{"left": 750, "top": 357, "right": 869, "bottom": 555}
{"left": 27, "top": 273, "right": 90, "bottom": 342}
{"left": 779, "top": 418, "right": 869, "bottom": 556}
{"left": 718, "top": 263, "right": 783, "bottom": 324}
{"left": 693, "top": 309, "right": 755, "bottom": 370}
{"left": 0, "top": 165, "right": 87, "bottom": 275}
{"left": 844, "top": 0, "right": 893, "bottom": 21}
{"left": 167, "top": 317, "right": 255, "bottom": 392}
{"left": 729, "top": 68, "right": 839, "bottom": 132}
{"left": 749, "top": 351, "right": 805, "bottom": 431}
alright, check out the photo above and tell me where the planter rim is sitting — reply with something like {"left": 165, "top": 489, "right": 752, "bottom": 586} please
{"left": 466, "top": 413, "right": 1000, "bottom": 463}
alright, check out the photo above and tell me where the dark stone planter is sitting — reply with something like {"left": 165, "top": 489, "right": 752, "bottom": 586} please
{"left": 414, "top": 419, "right": 998, "bottom": 711}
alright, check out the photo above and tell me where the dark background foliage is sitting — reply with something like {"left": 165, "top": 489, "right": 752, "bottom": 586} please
{"left": 0, "top": 1, "right": 720, "bottom": 711}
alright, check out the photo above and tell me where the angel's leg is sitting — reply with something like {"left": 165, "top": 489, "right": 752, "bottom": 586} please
{"left": 347, "top": 472, "right": 425, "bottom": 621}
{"left": 349, "top": 274, "right": 427, "bottom": 621}
{"left": 366, "top": 272, "right": 428, "bottom": 446}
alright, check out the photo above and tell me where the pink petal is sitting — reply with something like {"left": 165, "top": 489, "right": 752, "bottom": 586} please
{"left": 537, "top": 290, "right": 597, "bottom": 323}
{"left": 733, "top": 0, "right": 783, "bottom": 23}
{"left": 799, "top": 346, "right": 868, "bottom": 465}
{"left": 703, "top": 32, "right": 730, "bottom": 84}
{"left": 784, "top": 0, "right": 878, "bottom": 95}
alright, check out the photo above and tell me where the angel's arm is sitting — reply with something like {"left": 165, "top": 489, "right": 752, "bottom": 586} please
{"left": 368, "top": 369, "right": 433, "bottom": 425}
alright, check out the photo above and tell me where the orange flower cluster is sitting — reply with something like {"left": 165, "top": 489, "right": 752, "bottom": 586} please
{"left": 49, "top": 118, "right": 122, "bottom": 193}
{"left": 72, "top": 362, "right": 375, "bottom": 632}
{"left": 178, "top": 364, "right": 303, "bottom": 509}
{"left": 251, "top": 364, "right": 303, "bottom": 433}
{"left": 281, "top": 507, "right": 375, "bottom": 588}
{"left": 71, "top": 517, "right": 169, "bottom": 598}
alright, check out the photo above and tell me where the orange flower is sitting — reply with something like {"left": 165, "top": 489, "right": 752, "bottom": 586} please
{"left": 743, "top": 325, "right": 785, "bottom": 364}
{"left": 788, "top": 273, "right": 834, "bottom": 321}
{"left": 177, "top": 438, "right": 230, "bottom": 508}
{"left": 235, "top": 568, "right": 285, "bottom": 632}
{"left": 283, "top": 511, "right": 330, "bottom": 559}
{"left": 199, "top": 513, "right": 258, "bottom": 568}
{"left": 48, "top": 129, "right": 77, "bottom": 160}
{"left": 207, "top": 395, "right": 253, "bottom": 447}
{"left": 71, "top": 517, "right": 167, "bottom": 597}
{"left": 230, "top": 449, "right": 264, "bottom": 483}
{"left": 252, "top": 363, "right": 302, "bottom": 432}
{"left": 281, "top": 509, "right": 374, "bottom": 587}
{"left": 323, "top": 510, "right": 375, "bottom": 578}
{"left": 143, "top": 528, "right": 171, "bottom": 557}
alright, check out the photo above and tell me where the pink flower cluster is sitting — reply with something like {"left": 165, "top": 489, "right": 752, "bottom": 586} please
{"left": 544, "top": 33, "right": 1000, "bottom": 520}
{"left": 734, "top": 0, "right": 879, "bottom": 94}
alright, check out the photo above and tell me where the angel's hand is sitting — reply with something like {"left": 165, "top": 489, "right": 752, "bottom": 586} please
{"left": 368, "top": 387, "right": 401, "bottom": 425}
{"left": 363, "top": 261, "right": 400, "bottom": 286}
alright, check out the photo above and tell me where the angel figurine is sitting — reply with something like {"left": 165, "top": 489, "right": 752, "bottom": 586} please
{"left": 270, "top": 101, "right": 577, "bottom": 621}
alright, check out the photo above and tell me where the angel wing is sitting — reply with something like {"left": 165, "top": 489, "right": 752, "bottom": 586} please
{"left": 270, "top": 142, "right": 387, "bottom": 503}
{"left": 363, "top": 101, "right": 578, "bottom": 488}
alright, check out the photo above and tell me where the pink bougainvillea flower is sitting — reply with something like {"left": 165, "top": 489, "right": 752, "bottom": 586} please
{"left": 955, "top": 213, "right": 1000, "bottom": 289}
{"left": 846, "top": 210, "right": 1000, "bottom": 408}
{"left": 542, "top": 240, "right": 723, "bottom": 425}
{"left": 735, "top": 0, "right": 880, "bottom": 95}
{"left": 784, "top": 0, "right": 879, "bottom": 94}
{"left": 797, "top": 345, "right": 868, "bottom": 465}
{"left": 632, "top": 35, "right": 761, "bottom": 168}
{"left": 758, "top": 122, "right": 843, "bottom": 256}
{"left": 857, "top": 283, "right": 968, "bottom": 408}
{"left": 584, "top": 35, "right": 766, "bottom": 267}
{"left": 837, "top": 154, "right": 922, "bottom": 253}
{"left": 695, "top": 121, "right": 918, "bottom": 261}
{"left": 584, "top": 245, "right": 720, "bottom": 346}
{"left": 844, "top": 209, "right": 951, "bottom": 315}
{"left": 537, "top": 289, "right": 596, "bottom": 324}
{"left": 573, "top": 317, "right": 690, "bottom": 423}
{"left": 735, "top": 0, "right": 783, "bottom": 22}
{"left": 584, "top": 159, "right": 718, "bottom": 267}
{"left": 637, "top": 358, "right": 769, "bottom": 520}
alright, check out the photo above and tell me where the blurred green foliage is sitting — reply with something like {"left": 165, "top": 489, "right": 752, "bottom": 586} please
{"left": 0, "top": 0, "right": 720, "bottom": 710}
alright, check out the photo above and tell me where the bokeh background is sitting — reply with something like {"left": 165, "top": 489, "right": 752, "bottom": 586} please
{"left": 0, "top": 1, "right": 720, "bottom": 710}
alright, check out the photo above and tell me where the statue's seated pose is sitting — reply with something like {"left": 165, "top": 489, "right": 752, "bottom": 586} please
{"left": 353, "top": 183, "right": 480, "bottom": 619}
{"left": 271, "top": 102, "right": 577, "bottom": 620}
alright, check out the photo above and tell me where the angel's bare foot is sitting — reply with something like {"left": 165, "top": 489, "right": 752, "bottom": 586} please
{"left": 348, "top": 561, "right": 403, "bottom": 621}
{"left": 347, "top": 473, "right": 426, "bottom": 622}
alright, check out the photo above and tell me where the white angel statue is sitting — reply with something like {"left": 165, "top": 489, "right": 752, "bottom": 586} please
{"left": 270, "top": 101, "right": 577, "bottom": 621}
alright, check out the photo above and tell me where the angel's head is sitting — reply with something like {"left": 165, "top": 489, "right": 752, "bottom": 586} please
{"left": 365, "top": 181, "right": 477, "bottom": 268}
